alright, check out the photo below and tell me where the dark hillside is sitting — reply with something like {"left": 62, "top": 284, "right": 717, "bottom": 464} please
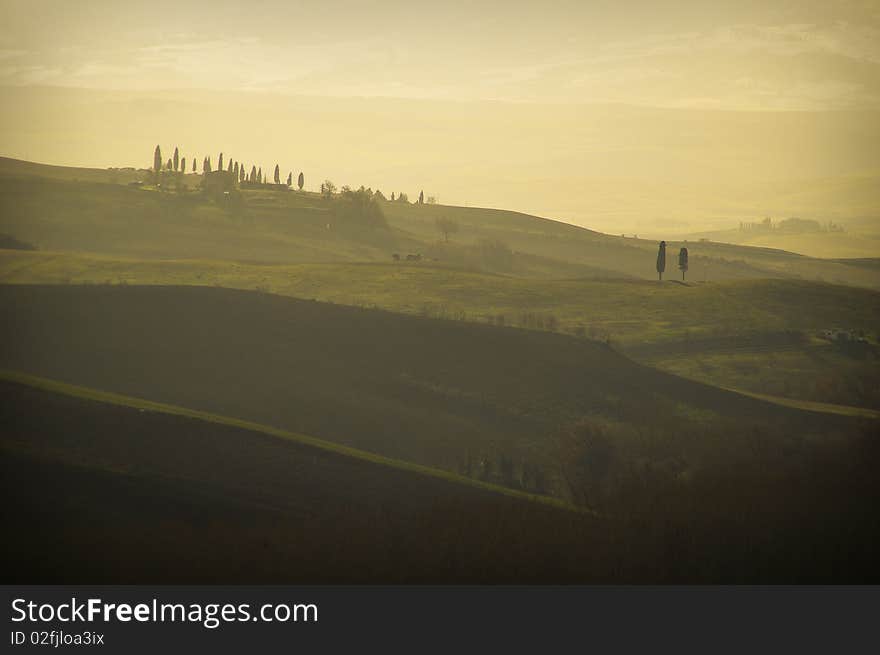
{"left": 0, "top": 285, "right": 853, "bottom": 484}
{"left": 0, "top": 380, "right": 597, "bottom": 583}
{"left": 2, "top": 378, "right": 877, "bottom": 583}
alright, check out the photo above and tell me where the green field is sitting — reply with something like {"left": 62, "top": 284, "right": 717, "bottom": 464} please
{"left": 3, "top": 249, "right": 878, "bottom": 410}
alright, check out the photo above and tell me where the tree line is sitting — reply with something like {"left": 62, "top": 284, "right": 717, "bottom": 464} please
{"left": 152, "top": 145, "right": 304, "bottom": 190}
{"left": 152, "top": 145, "right": 436, "bottom": 206}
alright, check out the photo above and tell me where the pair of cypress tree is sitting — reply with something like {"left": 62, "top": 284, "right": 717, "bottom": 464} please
{"left": 656, "top": 241, "right": 689, "bottom": 281}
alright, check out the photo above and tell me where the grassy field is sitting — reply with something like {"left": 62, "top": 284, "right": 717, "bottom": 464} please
{"left": 648, "top": 344, "right": 880, "bottom": 412}
{"left": 3, "top": 249, "right": 878, "bottom": 409}
{"left": 2, "top": 250, "right": 878, "bottom": 344}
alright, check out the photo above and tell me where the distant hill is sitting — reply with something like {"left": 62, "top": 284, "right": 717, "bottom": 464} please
{"left": 3, "top": 86, "right": 879, "bottom": 236}
{"left": 831, "top": 258, "right": 880, "bottom": 270}
{"left": 1, "top": 156, "right": 878, "bottom": 286}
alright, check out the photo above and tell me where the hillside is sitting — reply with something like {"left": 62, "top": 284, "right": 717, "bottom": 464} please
{"left": 3, "top": 250, "right": 875, "bottom": 346}
{"left": 677, "top": 221, "right": 880, "bottom": 260}
{"left": 0, "top": 284, "right": 863, "bottom": 493}
{"left": 3, "top": 250, "right": 878, "bottom": 410}
{"left": 0, "top": 376, "right": 593, "bottom": 583}
{"left": 1, "top": 156, "right": 879, "bottom": 286}
{"left": 2, "top": 290, "right": 878, "bottom": 583}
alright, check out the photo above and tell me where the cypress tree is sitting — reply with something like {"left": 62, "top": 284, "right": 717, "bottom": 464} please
{"left": 298, "top": 171, "right": 304, "bottom": 190}
{"left": 173, "top": 147, "right": 179, "bottom": 172}
{"left": 251, "top": 165, "right": 257, "bottom": 183}
{"left": 153, "top": 145, "right": 162, "bottom": 180}
{"left": 274, "top": 164, "right": 280, "bottom": 185}
{"left": 287, "top": 172, "right": 292, "bottom": 186}
{"left": 218, "top": 152, "right": 224, "bottom": 172}
{"left": 656, "top": 241, "right": 667, "bottom": 281}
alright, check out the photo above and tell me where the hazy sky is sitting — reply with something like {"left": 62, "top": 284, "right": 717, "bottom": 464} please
{"left": 2, "top": 0, "right": 880, "bottom": 109}
{"left": 1, "top": 1, "right": 879, "bottom": 239}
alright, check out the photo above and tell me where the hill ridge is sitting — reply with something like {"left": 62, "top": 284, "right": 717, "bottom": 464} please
{"left": 0, "top": 368, "right": 577, "bottom": 511}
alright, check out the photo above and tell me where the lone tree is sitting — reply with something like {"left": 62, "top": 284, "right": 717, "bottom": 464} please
{"left": 678, "top": 247, "right": 689, "bottom": 281}
{"left": 274, "top": 164, "right": 281, "bottom": 185}
{"left": 656, "top": 241, "right": 667, "bottom": 281}
{"left": 153, "top": 145, "right": 162, "bottom": 181}
{"left": 298, "top": 171, "right": 304, "bottom": 190}
{"left": 287, "top": 172, "right": 292, "bottom": 186}
{"left": 435, "top": 216, "right": 459, "bottom": 243}
{"left": 173, "top": 147, "right": 179, "bottom": 172}
{"left": 418, "top": 190, "right": 424, "bottom": 204}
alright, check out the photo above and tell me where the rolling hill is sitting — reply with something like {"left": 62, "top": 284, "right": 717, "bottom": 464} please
{"left": 2, "top": 156, "right": 879, "bottom": 287}
{"left": 1, "top": 156, "right": 879, "bottom": 582}
{"left": 3, "top": 250, "right": 878, "bottom": 410}
{"left": 1, "top": 287, "right": 877, "bottom": 583}
{"left": 0, "top": 375, "right": 595, "bottom": 583}
{"left": 0, "top": 284, "right": 863, "bottom": 491}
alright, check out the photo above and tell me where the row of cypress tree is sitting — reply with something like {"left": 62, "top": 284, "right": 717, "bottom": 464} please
{"left": 152, "top": 145, "right": 304, "bottom": 190}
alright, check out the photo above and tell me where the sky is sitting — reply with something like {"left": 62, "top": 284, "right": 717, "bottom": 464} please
{"left": 1, "top": 1, "right": 879, "bottom": 237}
{"left": 2, "top": 0, "right": 880, "bottom": 109}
